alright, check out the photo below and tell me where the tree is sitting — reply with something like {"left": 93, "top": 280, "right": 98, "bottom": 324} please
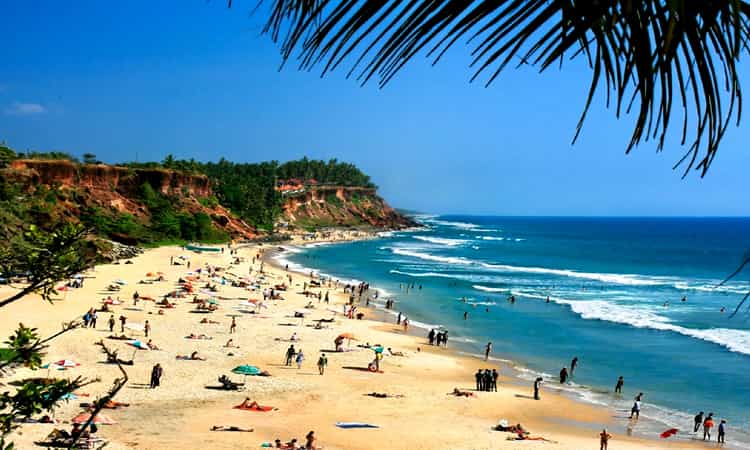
{"left": 0, "top": 224, "right": 94, "bottom": 308}
{"left": 82, "top": 153, "right": 100, "bottom": 165}
{"left": 248, "top": 0, "right": 750, "bottom": 177}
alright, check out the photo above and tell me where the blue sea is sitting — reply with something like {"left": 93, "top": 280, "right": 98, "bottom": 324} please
{"left": 279, "top": 216, "right": 750, "bottom": 447}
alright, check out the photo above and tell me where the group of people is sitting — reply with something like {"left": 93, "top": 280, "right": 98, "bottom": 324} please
{"left": 474, "top": 368, "right": 499, "bottom": 392}
{"left": 426, "top": 328, "right": 449, "bottom": 347}
{"left": 694, "top": 411, "right": 727, "bottom": 443}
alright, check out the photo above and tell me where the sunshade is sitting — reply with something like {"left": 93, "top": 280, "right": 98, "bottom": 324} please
{"left": 232, "top": 365, "right": 261, "bottom": 376}
{"left": 337, "top": 333, "right": 357, "bottom": 340}
{"left": 128, "top": 340, "right": 149, "bottom": 350}
{"left": 54, "top": 359, "right": 80, "bottom": 368}
{"left": 72, "top": 413, "right": 117, "bottom": 425}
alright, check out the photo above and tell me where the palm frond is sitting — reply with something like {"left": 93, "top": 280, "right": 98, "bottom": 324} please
{"left": 249, "top": 0, "right": 750, "bottom": 177}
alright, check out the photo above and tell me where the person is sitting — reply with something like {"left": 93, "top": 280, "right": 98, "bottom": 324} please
{"left": 630, "top": 396, "right": 641, "bottom": 419}
{"left": 396, "top": 312, "right": 402, "bottom": 325}
{"left": 119, "top": 315, "right": 127, "bottom": 333}
{"left": 694, "top": 411, "right": 704, "bottom": 433}
{"left": 150, "top": 363, "right": 163, "bottom": 389}
{"left": 570, "top": 357, "right": 578, "bottom": 375}
{"left": 108, "top": 314, "right": 115, "bottom": 332}
{"left": 463, "top": 311, "right": 468, "bottom": 320}
{"left": 230, "top": 317, "right": 236, "bottom": 334}
{"left": 533, "top": 377, "right": 542, "bottom": 400}
{"left": 718, "top": 419, "right": 726, "bottom": 443}
{"left": 703, "top": 413, "right": 714, "bottom": 440}
{"left": 90, "top": 311, "right": 98, "bottom": 328}
{"left": 305, "top": 430, "right": 316, "bottom": 450}
{"left": 599, "top": 428, "right": 612, "bottom": 450}
{"left": 442, "top": 330, "right": 449, "bottom": 347}
{"left": 615, "top": 376, "right": 624, "bottom": 394}
{"left": 132, "top": 291, "right": 139, "bottom": 305}
{"left": 296, "top": 349, "right": 305, "bottom": 369}
{"left": 403, "top": 317, "right": 409, "bottom": 332}
{"left": 491, "top": 368, "right": 499, "bottom": 392}
{"left": 317, "top": 353, "right": 327, "bottom": 375}
{"left": 484, "top": 342, "right": 492, "bottom": 361}
{"left": 428, "top": 329, "right": 435, "bottom": 345}
{"left": 285, "top": 345, "right": 296, "bottom": 366}
{"left": 144, "top": 320, "right": 150, "bottom": 337}
{"left": 559, "top": 367, "right": 568, "bottom": 384}
{"left": 475, "top": 369, "right": 483, "bottom": 391}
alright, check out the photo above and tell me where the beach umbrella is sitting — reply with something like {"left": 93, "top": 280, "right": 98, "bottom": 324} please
{"left": 232, "top": 365, "right": 260, "bottom": 376}
{"left": 337, "top": 333, "right": 357, "bottom": 341}
{"left": 54, "top": 359, "right": 80, "bottom": 368}
{"left": 72, "top": 413, "right": 117, "bottom": 425}
{"left": 660, "top": 428, "right": 679, "bottom": 439}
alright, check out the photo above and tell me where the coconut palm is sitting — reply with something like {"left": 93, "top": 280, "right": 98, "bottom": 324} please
{"left": 234, "top": 0, "right": 750, "bottom": 177}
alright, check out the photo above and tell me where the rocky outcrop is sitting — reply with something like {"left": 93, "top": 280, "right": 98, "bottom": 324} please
{"left": 282, "top": 186, "right": 416, "bottom": 229}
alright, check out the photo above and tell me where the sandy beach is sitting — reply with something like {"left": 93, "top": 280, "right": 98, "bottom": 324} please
{"left": 1, "top": 242, "right": 704, "bottom": 449}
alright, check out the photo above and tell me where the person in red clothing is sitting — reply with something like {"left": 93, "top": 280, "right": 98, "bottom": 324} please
{"left": 703, "top": 413, "right": 715, "bottom": 441}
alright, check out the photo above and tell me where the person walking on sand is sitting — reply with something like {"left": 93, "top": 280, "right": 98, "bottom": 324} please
{"left": 703, "top": 413, "right": 714, "bottom": 441}
{"left": 119, "top": 315, "right": 127, "bottom": 333}
{"left": 694, "top": 411, "right": 704, "bottom": 433}
{"left": 533, "top": 377, "right": 543, "bottom": 400}
{"left": 108, "top": 314, "right": 115, "bottom": 332}
{"left": 599, "top": 429, "right": 612, "bottom": 450}
{"left": 615, "top": 376, "right": 624, "bottom": 394}
{"left": 150, "top": 363, "right": 163, "bottom": 389}
{"left": 484, "top": 342, "right": 492, "bottom": 361}
{"left": 230, "top": 317, "right": 236, "bottom": 334}
{"left": 285, "top": 345, "right": 296, "bottom": 366}
{"left": 144, "top": 320, "right": 150, "bottom": 337}
{"left": 296, "top": 349, "right": 305, "bottom": 369}
{"left": 317, "top": 353, "right": 327, "bottom": 375}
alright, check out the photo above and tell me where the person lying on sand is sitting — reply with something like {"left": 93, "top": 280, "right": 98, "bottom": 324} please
{"left": 186, "top": 333, "right": 212, "bottom": 340}
{"left": 494, "top": 423, "right": 528, "bottom": 434}
{"left": 200, "top": 318, "right": 220, "bottom": 324}
{"left": 508, "top": 433, "right": 556, "bottom": 443}
{"left": 387, "top": 347, "right": 406, "bottom": 356}
{"left": 80, "top": 400, "right": 130, "bottom": 410}
{"left": 211, "top": 425, "right": 253, "bottom": 432}
{"left": 176, "top": 351, "right": 206, "bottom": 361}
{"left": 146, "top": 339, "right": 160, "bottom": 350}
{"left": 448, "top": 388, "right": 475, "bottom": 397}
{"left": 365, "top": 392, "right": 405, "bottom": 398}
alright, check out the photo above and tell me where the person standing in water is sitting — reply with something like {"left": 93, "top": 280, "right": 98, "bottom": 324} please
{"left": 694, "top": 411, "right": 704, "bottom": 433}
{"left": 484, "top": 342, "right": 492, "bottom": 361}
{"left": 718, "top": 419, "right": 726, "bottom": 444}
{"left": 614, "top": 376, "right": 624, "bottom": 394}
{"left": 703, "top": 413, "right": 715, "bottom": 441}
{"left": 570, "top": 357, "right": 578, "bottom": 376}
{"left": 463, "top": 311, "right": 468, "bottom": 320}
{"left": 630, "top": 393, "right": 643, "bottom": 419}
{"left": 559, "top": 367, "right": 568, "bottom": 384}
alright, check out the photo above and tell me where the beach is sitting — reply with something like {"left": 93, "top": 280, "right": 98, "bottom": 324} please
{"left": 1, "top": 242, "right": 705, "bottom": 449}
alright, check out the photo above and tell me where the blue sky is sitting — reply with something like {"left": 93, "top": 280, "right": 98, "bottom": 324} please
{"left": 1, "top": 1, "right": 748, "bottom": 216}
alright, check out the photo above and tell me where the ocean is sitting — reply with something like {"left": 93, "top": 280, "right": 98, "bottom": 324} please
{"left": 279, "top": 216, "right": 750, "bottom": 447}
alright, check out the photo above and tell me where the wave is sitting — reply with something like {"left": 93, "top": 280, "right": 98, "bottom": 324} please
{"left": 512, "top": 290, "right": 750, "bottom": 356}
{"left": 472, "top": 285, "right": 507, "bottom": 293}
{"left": 480, "top": 236, "right": 505, "bottom": 241}
{"left": 413, "top": 236, "right": 471, "bottom": 247}
{"left": 422, "top": 219, "right": 481, "bottom": 230}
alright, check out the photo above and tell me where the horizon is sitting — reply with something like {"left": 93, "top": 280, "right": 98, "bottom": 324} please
{"left": 2, "top": 1, "right": 749, "bottom": 216}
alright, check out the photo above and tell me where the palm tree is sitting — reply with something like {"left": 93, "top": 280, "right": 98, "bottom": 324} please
{"left": 236, "top": 0, "right": 750, "bottom": 177}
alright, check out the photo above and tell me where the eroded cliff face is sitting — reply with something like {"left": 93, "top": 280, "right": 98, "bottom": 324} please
{"left": 282, "top": 186, "right": 415, "bottom": 229}
{"left": 3, "top": 160, "right": 257, "bottom": 240}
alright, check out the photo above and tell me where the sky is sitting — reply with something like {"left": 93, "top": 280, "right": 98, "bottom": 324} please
{"left": 1, "top": 1, "right": 749, "bottom": 216}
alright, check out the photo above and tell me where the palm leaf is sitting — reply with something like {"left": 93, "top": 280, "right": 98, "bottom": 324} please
{"left": 234, "top": 0, "right": 750, "bottom": 177}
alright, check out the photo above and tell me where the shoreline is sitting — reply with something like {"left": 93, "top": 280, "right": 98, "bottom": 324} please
{"left": 265, "top": 235, "right": 714, "bottom": 449}
{"left": 0, "top": 237, "right": 706, "bottom": 449}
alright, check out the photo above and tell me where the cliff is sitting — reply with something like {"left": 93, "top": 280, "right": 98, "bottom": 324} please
{"left": 1, "top": 159, "right": 258, "bottom": 241}
{"left": 281, "top": 185, "right": 416, "bottom": 229}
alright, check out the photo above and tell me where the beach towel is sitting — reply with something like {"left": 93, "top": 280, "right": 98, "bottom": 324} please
{"left": 660, "top": 428, "right": 679, "bottom": 439}
{"left": 233, "top": 403, "right": 274, "bottom": 412}
{"left": 335, "top": 422, "right": 379, "bottom": 429}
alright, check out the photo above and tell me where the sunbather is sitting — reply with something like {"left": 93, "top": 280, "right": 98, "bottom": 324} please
{"left": 211, "top": 425, "right": 253, "bottom": 432}
{"left": 448, "top": 388, "right": 475, "bottom": 397}
{"left": 186, "top": 333, "right": 212, "bottom": 340}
